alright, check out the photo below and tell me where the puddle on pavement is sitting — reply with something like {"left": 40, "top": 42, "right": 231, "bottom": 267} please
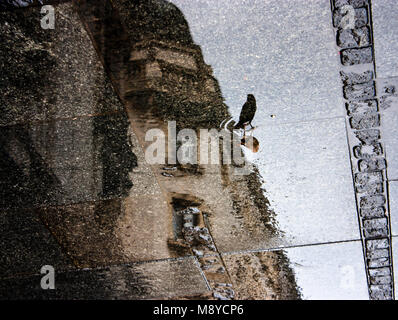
{"left": 0, "top": 0, "right": 373, "bottom": 299}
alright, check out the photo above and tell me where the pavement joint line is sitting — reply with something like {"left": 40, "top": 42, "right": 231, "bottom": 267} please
{"left": 193, "top": 256, "right": 212, "bottom": 291}
{"left": 253, "top": 115, "right": 346, "bottom": 128}
{"left": 0, "top": 109, "right": 128, "bottom": 129}
{"left": 219, "top": 238, "right": 363, "bottom": 257}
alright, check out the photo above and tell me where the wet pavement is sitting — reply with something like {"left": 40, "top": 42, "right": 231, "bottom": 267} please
{"left": 372, "top": 0, "right": 398, "bottom": 299}
{"left": 1, "top": 0, "right": 397, "bottom": 300}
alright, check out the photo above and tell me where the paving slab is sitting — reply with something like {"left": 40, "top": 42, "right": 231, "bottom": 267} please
{"left": 223, "top": 241, "right": 369, "bottom": 300}
{"left": 372, "top": 0, "right": 398, "bottom": 78}
{"left": 210, "top": 117, "right": 359, "bottom": 252}
{"left": 0, "top": 257, "right": 209, "bottom": 299}
{"left": 0, "top": 207, "right": 73, "bottom": 279}
{"left": 170, "top": 0, "right": 344, "bottom": 125}
{"left": 0, "top": 112, "right": 140, "bottom": 209}
{"left": 35, "top": 194, "right": 177, "bottom": 267}
{"left": 379, "top": 90, "right": 398, "bottom": 181}
{"left": 0, "top": 2, "right": 124, "bottom": 127}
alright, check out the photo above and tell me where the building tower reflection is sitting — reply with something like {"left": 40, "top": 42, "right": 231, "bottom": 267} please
{"left": 74, "top": 0, "right": 302, "bottom": 299}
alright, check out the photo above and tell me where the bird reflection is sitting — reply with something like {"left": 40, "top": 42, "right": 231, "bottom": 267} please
{"left": 241, "top": 134, "right": 259, "bottom": 153}
{"left": 234, "top": 94, "right": 257, "bottom": 132}
{"left": 232, "top": 94, "right": 259, "bottom": 153}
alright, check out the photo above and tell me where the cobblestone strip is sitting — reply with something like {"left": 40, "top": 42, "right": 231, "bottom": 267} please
{"left": 330, "top": 0, "right": 394, "bottom": 300}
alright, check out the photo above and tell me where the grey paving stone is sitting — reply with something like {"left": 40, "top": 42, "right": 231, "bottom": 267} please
{"left": 0, "top": 257, "right": 209, "bottom": 299}
{"left": 354, "top": 142, "right": 383, "bottom": 159}
{"left": 380, "top": 108, "right": 398, "bottom": 180}
{"left": 341, "top": 71, "right": 374, "bottom": 86}
{"left": 35, "top": 195, "right": 177, "bottom": 267}
{"left": 334, "top": 0, "right": 369, "bottom": 8}
{"left": 369, "top": 275, "right": 392, "bottom": 285}
{"left": 369, "top": 284, "right": 393, "bottom": 300}
{"left": 358, "top": 158, "right": 386, "bottom": 172}
{"left": 360, "top": 194, "right": 386, "bottom": 208}
{"left": 168, "top": 0, "right": 344, "bottom": 125}
{"left": 366, "top": 247, "right": 389, "bottom": 259}
{"left": 223, "top": 241, "right": 368, "bottom": 300}
{"left": 341, "top": 47, "right": 373, "bottom": 65}
{"left": 389, "top": 181, "right": 398, "bottom": 236}
{"left": 350, "top": 114, "right": 380, "bottom": 130}
{"left": 354, "top": 128, "right": 380, "bottom": 144}
{"left": 369, "top": 267, "right": 390, "bottom": 277}
{"left": 347, "top": 100, "right": 378, "bottom": 117}
{"left": 362, "top": 217, "right": 389, "bottom": 238}
{"left": 0, "top": 113, "right": 137, "bottom": 209}
{"left": 0, "top": 3, "right": 124, "bottom": 127}
{"left": 337, "top": 27, "right": 370, "bottom": 49}
{"left": 210, "top": 118, "right": 360, "bottom": 252}
{"left": 0, "top": 208, "right": 73, "bottom": 279}
{"left": 333, "top": 7, "right": 368, "bottom": 29}
{"left": 372, "top": 0, "right": 398, "bottom": 78}
{"left": 360, "top": 206, "right": 386, "bottom": 219}
{"left": 355, "top": 171, "right": 383, "bottom": 194}
{"left": 368, "top": 257, "right": 390, "bottom": 268}
{"left": 343, "top": 81, "right": 375, "bottom": 100}
{"left": 392, "top": 237, "right": 398, "bottom": 299}
{"left": 366, "top": 238, "right": 389, "bottom": 251}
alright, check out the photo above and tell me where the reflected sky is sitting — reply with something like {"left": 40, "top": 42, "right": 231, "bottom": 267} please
{"left": 168, "top": 0, "right": 367, "bottom": 299}
{"left": 170, "top": 0, "right": 342, "bottom": 125}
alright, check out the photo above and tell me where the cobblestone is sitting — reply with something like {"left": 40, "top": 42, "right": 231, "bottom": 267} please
{"left": 353, "top": 143, "right": 383, "bottom": 159}
{"left": 368, "top": 257, "right": 390, "bottom": 268}
{"left": 366, "top": 238, "right": 389, "bottom": 251}
{"left": 366, "top": 247, "right": 389, "bottom": 259}
{"left": 346, "top": 100, "right": 378, "bottom": 116}
{"left": 360, "top": 194, "right": 386, "bottom": 208}
{"left": 358, "top": 158, "right": 386, "bottom": 172}
{"left": 350, "top": 114, "right": 380, "bottom": 130}
{"left": 331, "top": 0, "right": 394, "bottom": 298}
{"left": 369, "top": 267, "right": 390, "bottom": 277}
{"left": 341, "top": 70, "right": 374, "bottom": 86}
{"left": 355, "top": 171, "right": 383, "bottom": 194}
{"left": 369, "top": 274, "right": 392, "bottom": 285}
{"left": 337, "top": 27, "right": 370, "bottom": 48}
{"left": 363, "top": 218, "right": 389, "bottom": 238}
{"left": 341, "top": 47, "right": 373, "bottom": 65}
{"left": 369, "top": 284, "right": 393, "bottom": 300}
{"left": 333, "top": 0, "right": 369, "bottom": 9}
{"left": 343, "top": 81, "right": 375, "bottom": 100}
{"left": 333, "top": 7, "right": 368, "bottom": 29}
{"left": 354, "top": 128, "right": 380, "bottom": 144}
{"left": 360, "top": 206, "right": 386, "bottom": 219}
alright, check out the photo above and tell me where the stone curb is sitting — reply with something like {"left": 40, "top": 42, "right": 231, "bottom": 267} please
{"left": 331, "top": 0, "right": 395, "bottom": 300}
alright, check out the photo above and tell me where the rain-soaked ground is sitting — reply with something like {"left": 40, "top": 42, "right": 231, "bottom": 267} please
{"left": 0, "top": 0, "right": 397, "bottom": 300}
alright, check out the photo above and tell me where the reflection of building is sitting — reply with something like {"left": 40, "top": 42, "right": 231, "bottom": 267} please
{"left": 77, "top": 0, "right": 301, "bottom": 299}
{"left": 108, "top": 0, "right": 229, "bottom": 129}
{"left": 1, "top": 0, "right": 301, "bottom": 299}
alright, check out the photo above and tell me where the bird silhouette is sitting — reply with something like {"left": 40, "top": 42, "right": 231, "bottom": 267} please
{"left": 234, "top": 94, "right": 257, "bottom": 131}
